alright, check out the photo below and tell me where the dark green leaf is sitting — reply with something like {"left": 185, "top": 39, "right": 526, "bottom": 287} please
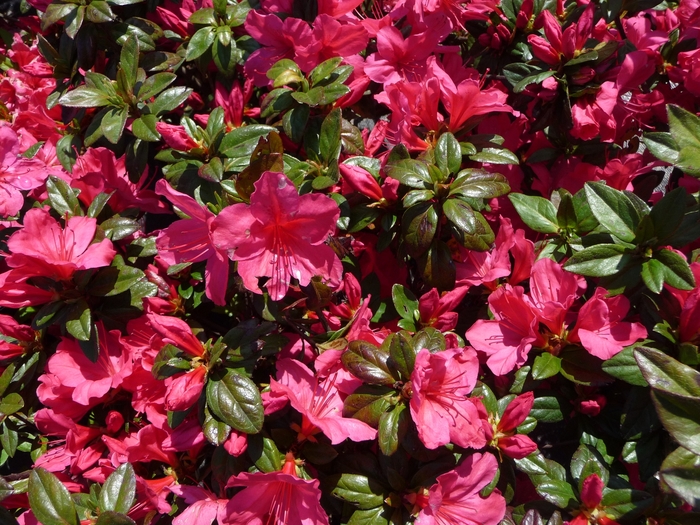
{"left": 151, "top": 86, "right": 193, "bottom": 115}
{"left": 47, "top": 176, "right": 82, "bottom": 217}
{"left": 344, "top": 386, "right": 394, "bottom": 426}
{"left": 391, "top": 285, "right": 419, "bottom": 322}
{"left": 386, "top": 159, "right": 432, "bottom": 189}
{"left": 101, "top": 107, "right": 128, "bottom": 145}
{"left": 443, "top": 198, "right": 477, "bottom": 235}
{"left": 563, "top": 244, "right": 631, "bottom": 277}
{"left": 641, "top": 258, "right": 665, "bottom": 294}
{"left": 65, "top": 300, "right": 91, "bottom": 342}
{"left": 0, "top": 394, "right": 24, "bottom": 417}
{"left": 401, "top": 203, "right": 438, "bottom": 258}
{"left": 101, "top": 216, "right": 140, "bottom": 241}
{"left": 531, "top": 353, "right": 561, "bottom": 380}
{"left": 119, "top": 35, "right": 139, "bottom": 91}
{"left": 387, "top": 332, "right": 415, "bottom": 381}
{"left": 219, "top": 125, "right": 276, "bottom": 158}
{"left": 668, "top": 104, "right": 700, "bottom": 177}
{"left": 59, "top": 86, "right": 110, "bottom": 108}
{"left": 131, "top": 115, "right": 161, "bottom": 142}
{"left": 435, "top": 132, "right": 462, "bottom": 175}
{"left": 186, "top": 27, "right": 215, "bottom": 61}
{"left": 643, "top": 131, "right": 680, "bottom": 165}
{"left": 469, "top": 147, "right": 519, "bottom": 165}
{"left": 584, "top": 182, "right": 640, "bottom": 242}
{"left": 450, "top": 170, "right": 510, "bottom": 199}
{"left": 513, "top": 70, "right": 557, "bottom": 93}
{"left": 28, "top": 468, "right": 79, "bottom": 525}
{"left": 660, "top": 446, "right": 700, "bottom": 507}
{"left": 99, "top": 463, "right": 136, "bottom": 514}
{"left": 530, "top": 396, "right": 565, "bottom": 423}
{"left": 309, "top": 57, "right": 343, "bottom": 86}
{"left": 42, "top": 3, "right": 79, "bottom": 30}
{"left": 206, "top": 369, "right": 263, "bottom": 434}
{"left": 655, "top": 248, "right": 695, "bottom": 291}
{"left": 417, "top": 240, "right": 456, "bottom": 291}
{"left": 94, "top": 512, "right": 137, "bottom": 525}
{"left": 152, "top": 345, "right": 192, "bottom": 380}
{"left": 649, "top": 187, "right": 688, "bottom": 244}
{"left": 509, "top": 193, "right": 559, "bottom": 234}
{"left": 320, "top": 108, "right": 342, "bottom": 164}
{"left": 202, "top": 405, "right": 231, "bottom": 446}
{"left": 331, "top": 474, "right": 386, "bottom": 510}
{"left": 601, "top": 347, "right": 647, "bottom": 386}
{"left": 378, "top": 403, "right": 408, "bottom": 456}
{"left": 247, "top": 435, "right": 282, "bottom": 473}
{"left": 137, "top": 72, "right": 177, "bottom": 102}
{"left": 342, "top": 340, "right": 395, "bottom": 386}
{"left": 600, "top": 489, "right": 654, "bottom": 519}
{"left": 635, "top": 347, "right": 700, "bottom": 398}
{"left": 652, "top": 390, "right": 700, "bottom": 455}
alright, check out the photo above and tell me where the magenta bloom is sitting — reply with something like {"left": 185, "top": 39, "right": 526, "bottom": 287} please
{"left": 0, "top": 126, "right": 49, "bottom": 217}
{"left": 212, "top": 171, "right": 342, "bottom": 301}
{"left": 410, "top": 347, "right": 486, "bottom": 450}
{"left": 270, "top": 358, "right": 376, "bottom": 444}
{"left": 5, "top": 207, "right": 115, "bottom": 281}
{"left": 416, "top": 452, "right": 506, "bottom": 525}
{"left": 155, "top": 180, "right": 230, "bottom": 305}
{"left": 221, "top": 455, "right": 329, "bottom": 525}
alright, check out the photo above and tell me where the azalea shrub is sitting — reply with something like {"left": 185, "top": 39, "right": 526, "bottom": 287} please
{"left": 2, "top": 0, "right": 700, "bottom": 523}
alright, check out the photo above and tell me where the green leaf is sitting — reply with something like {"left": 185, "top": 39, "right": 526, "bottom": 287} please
{"left": 247, "top": 435, "right": 282, "bottom": 473}
{"left": 347, "top": 507, "right": 390, "bottom": 525}
{"left": 152, "top": 345, "right": 192, "bottom": 380}
{"left": 131, "top": 115, "right": 161, "bottom": 142}
{"left": 309, "top": 57, "right": 343, "bottom": 86}
{"left": 509, "top": 193, "right": 559, "bottom": 234}
{"left": 119, "top": 35, "right": 139, "bottom": 92}
{"left": 401, "top": 203, "right": 438, "bottom": 258}
{"left": 469, "top": 147, "right": 519, "bottom": 165}
{"left": 202, "top": 405, "right": 231, "bottom": 445}
{"left": 635, "top": 347, "right": 700, "bottom": 398}
{"left": 136, "top": 72, "right": 177, "bottom": 102}
{"left": 435, "top": 132, "right": 462, "bottom": 175}
{"left": 0, "top": 394, "right": 24, "bottom": 417}
{"left": 563, "top": 244, "right": 631, "bottom": 277}
{"left": 86, "top": 1, "right": 115, "bottom": 23}
{"left": 570, "top": 444, "right": 609, "bottom": 489}
{"left": 28, "top": 468, "right": 79, "bottom": 525}
{"left": 643, "top": 131, "right": 680, "bottom": 165}
{"left": 94, "top": 511, "right": 137, "bottom": 525}
{"left": 219, "top": 125, "right": 276, "bottom": 158}
{"left": 391, "top": 285, "right": 419, "bottom": 322}
{"left": 186, "top": 27, "right": 215, "bottom": 61}
{"left": 649, "top": 187, "right": 688, "bottom": 244}
{"left": 531, "top": 353, "right": 561, "bottom": 380}
{"left": 600, "top": 489, "right": 654, "bottom": 520}
{"left": 654, "top": 248, "right": 695, "bottom": 291}
{"left": 454, "top": 211, "right": 495, "bottom": 251}
{"left": 668, "top": 104, "right": 700, "bottom": 177}
{"left": 342, "top": 340, "right": 395, "bottom": 386}
{"left": 378, "top": 403, "right": 408, "bottom": 456}
{"left": 386, "top": 332, "right": 416, "bottom": 382}
{"left": 601, "top": 347, "right": 647, "bottom": 386}
{"left": 206, "top": 369, "right": 263, "bottom": 434}
{"left": 99, "top": 463, "right": 136, "bottom": 514}
{"left": 443, "top": 198, "right": 477, "bottom": 235}
{"left": 417, "top": 240, "right": 456, "bottom": 291}
{"left": 64, "top": 6, "right": 85, "bottom": 39}
{"left": 530, "top": 396, "right": 565, "bottom": 423}
{"left": 513, "top": 70, "right": 557, "bottom": 93}
{"left": 641, "top": 258, "right": 665, "bottom": 294}
{"left": 320, "top": 108, "right": 342, "bottom": 164}
{"left": 652, "top": 390, "right": 700, "bottom": 455}
{"left": 463, "top": 167, "right": 510, "bottom": 201}
{"left": 584, "top": 182, "right": 640, "bottom": 242}
{"left": 65, "top": 301, "right": 92, "bottom": 342}
{"left": 660, "top": 446, "right": 700, "bottom": 507}
{"left": 343, "top": 386, "right": 394, "bottom": 426}
{"left": 59, "top": 86, "right": 110, "bottom": 108}
{"left": 46, "top": 176, "right": 82, "bottom": 217}
{"left": 101, "top": 216, "right": 140, "bottom": 241}
{"left": 42, "top": 3, "right": 79, "bottom": 30}
{"left": 386, "top": 159, "right": 432, "bottom": 189}
{"left": 151, "top": 86, "right": 193, "bottom": 115}
{"left": 101, "top": 107, "right": 128, "bottom": 144}
{"left": 331, "top": 474, "right": 386, "bottom": 510}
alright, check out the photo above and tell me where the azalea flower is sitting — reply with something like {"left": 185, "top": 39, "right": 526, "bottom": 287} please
{"left": 3, "top": 207, "right": 116, "bottom": 281}
{"left": 415, "top": 452, "right": 506, "bottom": 525}
{"left": 270, "top": 358, "right": 377, "bottom": 444}
{"left": 155, "top": 180, "right": 230, "bottom": 306}
{"left": 410, "top": 347, "right": 486, "bottom": 449}
{"left": 474, "top": 391, "right": 538, "bottom": 459}
{"left": 212, "top": 171, "right": 342, "bottom": 301}
{"left": 0, "top": 126, "right": 49, "bottom": 217}
{"left": 221, "top": 453, "right": 329, "bottom": 525}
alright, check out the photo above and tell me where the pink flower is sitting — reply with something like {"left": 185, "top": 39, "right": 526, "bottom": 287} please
{"left": 5, "top": 208, "right": 115, "bottom": 281}
{"left": 221, "top": 454, "right": 329, "bottom": 525}
{"left": 0, "top": 126, "right": 49, "bottom": 217}
{"left": 475, "top": 392, "right": 538, "bottom": 459}
{"left": 212, "top": 171, "right": 342, "bottom": 301}
{"left": 465, "top": 285, "right": 545, "bottom": 375}
{"left": 270, "top": 358, "right": 376, "bottom": 444}
{"left": 155, "top": 180, "right": 230, "bottom": 305}
{"left": 417, "top": 286, "right": 470, "bottom": 331}
{"left": 415, "top": 452, "right": 506, "bottom": 525}
{"left": 169, "top": 485, "right": 227, "bottom": 525}
{"left": 568, "top": 288, "right": 647, "bottom": 360}
{"left": 0, "top": 314, "right": 37, "bottom": 359}
{"left": 410, "top": 347, "right": 486, "bottom": 449}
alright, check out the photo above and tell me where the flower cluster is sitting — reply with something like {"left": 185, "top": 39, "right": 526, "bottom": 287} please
{"left": 0, "top": 0, "right": 699, "bottom": 524}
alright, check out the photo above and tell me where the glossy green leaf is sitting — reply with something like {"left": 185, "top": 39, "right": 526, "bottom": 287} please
{"left": 0, "top": 394, "right": 24, "bottom": 417}
{"left": 186, "top": 27, "right": 215, "bottom": 61}
{"left": 531, "top": 353, "right": 561, "bottom": 380}
{"left": 342, "top": 340, "right": 395, "bottom": 386}
{"left": 391, "top": 285, "right": 419, "bottom": 322}
{"left": 509, "top": 193, "right": 559, "bottom": 234}
{"left": 668, "top": 104, "right": 700, "bottom": 177}
{"left": 59, "top": 86, "right": 110, "bottom": 108}
{"left": 655, "top": 248, "right": 695, "bottom": 291}
{"left": 601, "top": 347, "right": 647, "bottom": 386}
{"left": 46, "top": 176, "right": 83, "bottom": 217}
{"left": 435, "top": 132, "right": 462, "bottom": 175}
{"left": 450, "top": 170, "right": 510, "bottom": 199}
{"left": 378, "top": 403, "right": 408, "bottom": 456}
{"left": 94, "top": 511, "right": 137, "bottom": 525}
{"left": 151, "top": 86, "right": 193, "bottom": 115}
{"left": 206, "top": 369, "right": 263, "bottom": 434}
{"left": 417, "top": 240, "right": 456, "bottom": 291}
{"left": 119, "top": 36, "right": 139, "bottom": 91}
{"left": 386, "top": 159, "right": 432, "bottom": 188}
{"left": 387, "top": 332, "right": 416, "bottom": 381}
{"left": 530, "top": 396, "right": 565, "bottom": 423}
{"left": 101, "top": 107, "right": 128, "bottom": 144}
{"left": 152, "top": 345, "right": 192, "bottom": 380}
{"left": 401, "top": 203, "right": 438, "bottom": 258}
{"left": 643, "top": 131, "right": 680, "bottom": 165}
{"left": 99, "top": 463, "right": 136, "bottom": 514}
{"left": 660, "top": 446, "right": 700, "bottom": 507}
{"left": 584, "top": 182, "right": 640, "bottom": 242}
{"left": 563, "top": 244, "right": 630, "bottom": 277}
{"left": 331, "top": 474, "right": 386, "bottom": 510}
{"left": 65, "top": 300, "right": 91, "bottom": 342}
{"left": 28, "top": 468, "right": 79, "bottom": 525}
{"left": 320, "top": 108, "right": 342, "bottom": 164}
